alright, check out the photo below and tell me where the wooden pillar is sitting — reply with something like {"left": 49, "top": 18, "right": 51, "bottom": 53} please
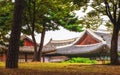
{"left": 2, "top": 54, "right": 6, "bottom": 61}
{"left": 42, "top": 54, "right": 45, "bottom": 63}
{"left": 102, "top": 59, "right": 105, "bottom": 64}
{"left": 25, "top": 53, "right": 28, "bottom": 62}
{"left": 0, "top": 54, "right": 3, "bottom": 61}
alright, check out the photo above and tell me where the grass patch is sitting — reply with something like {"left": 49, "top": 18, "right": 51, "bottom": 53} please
{"left": 62, "top": 57, "right": 97, "bottom": 64}
{"left": 0, "top": 62, "right": 120, "bottom": 75}
{"left": 0, "top": 62, "right": 5, "bottom": 68}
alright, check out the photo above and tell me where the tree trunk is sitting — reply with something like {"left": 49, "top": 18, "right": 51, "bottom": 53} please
{"left": 32, "top": 33, "right": 38, "bottom": 61}
{"left": 26, "top": 0, "right": 38, "bottom": 61}
{"left": 31, "top": 0, "right": 38, "bottom": 61}
{"left": 37, "top": 27, "right": 46, "bottom": 61}
{"left": 27, "top": 25, "right": 38, "bottom": 61}
{"left": 6, "top": 0, "right": 24, "bottom": 68}
{"left": 110, "top": 25, "right": 119, "bottom": 65}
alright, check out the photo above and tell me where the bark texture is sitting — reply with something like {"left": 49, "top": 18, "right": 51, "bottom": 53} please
{"left": 110, "top": 25, "right": 119, "bottom": 65}
{"left": 37, "top": 27, "right": 46, "bottom": 61}
{"left": 6, "top": 0, "right": 24, "bottom": 68}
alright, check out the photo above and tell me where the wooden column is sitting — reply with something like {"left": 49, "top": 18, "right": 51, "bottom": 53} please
{"left": 42, "top": 54, "right": 45, "bottom": 63}
{"left": 25, "top": 53, "right": 28, "bottom": 62}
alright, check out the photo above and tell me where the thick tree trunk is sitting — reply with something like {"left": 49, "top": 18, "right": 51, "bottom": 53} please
{"left": 37, "top": 27, "right": 46, "bottom": 61}
{"left": 110, "top": 25, "right": 119, "bottom": 65}
{"left": 6, "top": 0, "right": 24, "bottom": 68}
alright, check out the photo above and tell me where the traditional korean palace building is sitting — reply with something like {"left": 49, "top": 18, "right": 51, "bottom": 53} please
{"left": 0, "top": 29, "right": 119, "bottom": 62}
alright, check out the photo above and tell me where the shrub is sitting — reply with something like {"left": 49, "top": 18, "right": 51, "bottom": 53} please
{"left": 63, "top": 57, "right": 97, "bottom": 64}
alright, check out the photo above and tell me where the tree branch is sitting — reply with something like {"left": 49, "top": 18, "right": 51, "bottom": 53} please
{"left": 31, "top": 0, "right": 36, "bottom": 33}
{"left": 117, "top": 0, "right": 120, "bottom": 29}
{"left": 104, "top": 0, "right": 114, "bottom": 24}
{"left": 113, "top": 3, "right": 117, "bottom": 23}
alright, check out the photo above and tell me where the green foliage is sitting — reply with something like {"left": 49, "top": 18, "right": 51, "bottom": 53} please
{"left": 63, "top": 57, "right": 97, "bottom": 64}
{"left": 58, "top": 13, "right": 83, "bottom": 32}
{"left": 118, "top": 53, "right": 120, "bottom": 56}
{"left": 23, "top": 0, "right": 80, "bottom": 33}
{"left": 105, "top": 22, "right": 113, "bottom": 32}
{"left": 0, "top": 41, "right": 5, "bottom": 45}
{"left": 21, "top": 0, "right": 85, "bottom": 61}
{"left": 72, "top": 0, "right": 89, "bottom": 8}
{"left": 91, "top": 0, "right": 120, "bottom": 25}
{"left": 65, "top": 24, "right": 83, "bottom": 32}
{"left": 0, "top": 1, "right": 13, "bottom": 44}
{"left": 79, "top": 14, "right": 102, "bottom": 30}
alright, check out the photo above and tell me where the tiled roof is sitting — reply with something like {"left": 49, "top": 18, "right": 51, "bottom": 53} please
{"left": 56, "top": 42, "right": 106, "bottom": 55}
{"left": 45, "top": 29, "right": 108, "bottom": 56}
{"left": 42, "top": 42, "right": 56, "bottom": 53}
{"left": 49, "top": 37, "right": 77, "bottom": 47}
{"left": 95, "top": 31, "right": 120, "bottom": 52}
{"left": 21, "top": 34, "right": 39, "bottom": 46}
{"left": 75, "top": 29, "right": 105, "bottom": 44}
{"left": 19, "top": 43, "right": 56, "bottom": 53}
{"left": 3, "top": 29, "right": 120, "bottom": 55}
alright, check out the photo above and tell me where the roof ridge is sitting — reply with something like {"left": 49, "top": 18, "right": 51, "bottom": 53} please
{"left": 49, "top": 37, "right": 78, "bottom": 44}
{"left": 51, "top": 37, "right": 78, "bottom": 42}
{"left": 86, "top": 29, "right": 105, "bottom": 42}
{"left": 71, "top": 29, "right": 106, "bottom": 45}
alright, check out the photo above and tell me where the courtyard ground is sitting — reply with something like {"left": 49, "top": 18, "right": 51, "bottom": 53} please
{"left": 0, "top": 62, "right": 120, "bottom": 75}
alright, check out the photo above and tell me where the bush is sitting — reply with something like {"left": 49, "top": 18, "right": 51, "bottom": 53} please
{"left": 63, "top": 57, "right": 97, "bottom": 64}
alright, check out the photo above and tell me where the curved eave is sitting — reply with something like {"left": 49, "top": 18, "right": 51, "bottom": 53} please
{"left": 42, "top": 42, "right": 56, "bottom": 53}
{"left": 19, "top": 46, "right": 34, "bottom": 53}
{"left": 56, "top": 42, "right": 106, "bottom": 55}
{"left": 19, "top": 45, "right": 56, "bottom": 53}
{"left": 42, "top": 49, "right": 56, "bottom": 54}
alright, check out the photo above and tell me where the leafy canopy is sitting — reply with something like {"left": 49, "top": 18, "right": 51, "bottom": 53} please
{"left": 0, "top": 1, "right": 13, "bottom": 45}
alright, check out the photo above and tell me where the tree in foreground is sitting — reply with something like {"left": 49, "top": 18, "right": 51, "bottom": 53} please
{"left": 73, "top": 0, "right": 120, "bottom": 65}
{"left": 90, "top": 0, "right": 120, "bottom": 65}
{"left": 36, "top": 0, "right": 88, "bottom": 61}
{"left": 6, "top": 0, "right": 25, "bottom": 68}
{"left": 23, "top": 0, "right": 86, "bottom": 61}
